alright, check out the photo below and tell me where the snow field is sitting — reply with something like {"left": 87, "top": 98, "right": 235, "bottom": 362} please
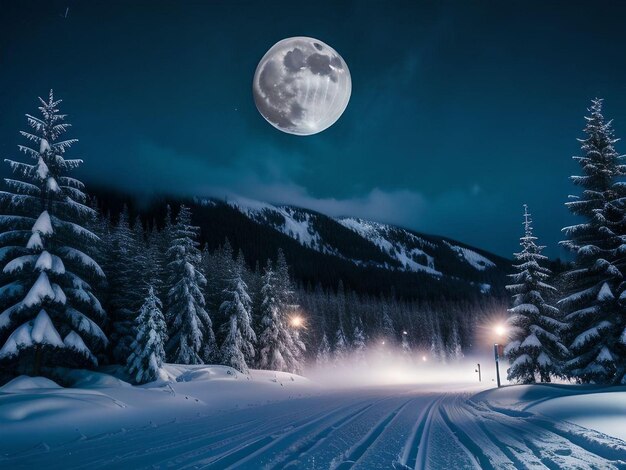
{"left": 1, "top": 368, "right": 626, "bottom": 469}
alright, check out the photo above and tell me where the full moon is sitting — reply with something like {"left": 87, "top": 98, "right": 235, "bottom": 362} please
{"left": 253, "top": 37, "right": 351, "bottom": 136}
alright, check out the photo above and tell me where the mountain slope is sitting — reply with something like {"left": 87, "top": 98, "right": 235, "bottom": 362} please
{"left": 90, "top": 188, "right": 510, "bottom": 301}
{"left": 192, "top": 196, "right": 511, "bottom": 299}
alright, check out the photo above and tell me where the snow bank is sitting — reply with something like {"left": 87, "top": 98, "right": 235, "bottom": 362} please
{"left": 0, "top": 364, "right": 317, "bottom": 453}
{"left": 472, "top": 383, "right": 626, "bottom": 441}
{"left": 0, "top": 376, "right": 61, "bottom": 392}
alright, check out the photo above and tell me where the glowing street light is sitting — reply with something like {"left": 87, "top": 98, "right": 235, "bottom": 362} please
{"left": 422, "top": 355, "right": 427, "bottom": 362}
{"left": 494, "top": 324, "right": 507, "bottom": 337}
{"left": 289, "top": 315, "right": 304, "bottom": 329}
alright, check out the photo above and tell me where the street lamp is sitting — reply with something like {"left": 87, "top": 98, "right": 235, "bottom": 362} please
{"left": 493, "top": 324, "right": 507, "bottom": 387}
{"left": 289, "top": 315, "right": 304, "bottom": 329}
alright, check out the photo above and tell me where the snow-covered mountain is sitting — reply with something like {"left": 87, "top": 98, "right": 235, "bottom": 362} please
{"left": 193, "top": 196, "right": 509, "bottom": 297}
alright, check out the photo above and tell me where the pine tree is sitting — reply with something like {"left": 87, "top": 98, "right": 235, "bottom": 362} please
{"left": 335, "top": 280, "right": 347, "bottom": 334}
{"left": 205, "top": 239, "right": 234, "bottom": 333}
{"left": 156, "top": 205, "right": 173, "bottom": 303}
{"left": 0, "top": 91, "right": 107, "bottom": 375}
{"left": 334, "top": 327, "right": 348, "bottom": 364}
{"left": 258, "top": 261, "right": 290, "bottom": 371}
{"left": 165, "top": 205, "right": 216, "bottom": 364}
{"left": 447, "top": 322, "right": 464, "bottom": 362}
{"left": 219, "top": 256, "right": 256, "bottom": 373}
{"left": 560, "top": 99, "right": 626, "bottom": 384}
{"left": 381, "top": 304, "right": 396, "bottom": 345}
{"left": 506, "top": 205, "right": 567, "bottom": 383}
{"left": 146, "top": 223, "right": 164, "bottom": 292}
{"left": 316, "top": 332, "right": 331, "bottom": 367}
{"left": 126, "top": 286, "right": 167, "bottom": 384}
{"left": 429, "top": 317, "right": 445, "bottom": 362}
{"left": 275, "top": 250, "right": 306, "bottom": 373}
{"left": 107, "top": 207, "right": 142, "bottom": 363}
{"left": 353, "top": 320, "right": 367, "bottom": 364}
{"left": 401, "top": 331, "right": 411, "bottom": 359}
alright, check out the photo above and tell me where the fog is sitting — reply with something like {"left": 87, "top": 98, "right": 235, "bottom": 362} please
{"left": 305, "top": 348, "right": 507, "bottom": 389}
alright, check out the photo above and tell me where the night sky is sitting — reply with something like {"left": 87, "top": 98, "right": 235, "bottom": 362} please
{"left": 2, "top": 1, "right": 626, "bottom": 258}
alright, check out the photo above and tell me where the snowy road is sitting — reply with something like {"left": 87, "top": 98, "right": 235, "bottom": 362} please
{"left": 3, "top": 383, "right": 625, "bottom": 469}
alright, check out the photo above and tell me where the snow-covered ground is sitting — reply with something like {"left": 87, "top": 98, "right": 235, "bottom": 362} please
{"left": 0, "top": 365, "right": 316, "bottom": 456}
{"left": 1, "top": 364, "right": 625, "bottom": 469}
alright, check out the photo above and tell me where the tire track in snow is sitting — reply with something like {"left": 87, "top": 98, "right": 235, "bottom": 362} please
{"left": 528, "top": 415, "right": 626, "bottom": 462}
{"left": 274, "top": 402, "right": 379, "bottom": 469}
{"left": 334, "top": 398, "right": 413, "bottom": 469}
{"left": 468, "top": 401, "right": 626, "bottom": 469}
{"left": 471, "top": 413, "right": 543, "bottom": 469}
{"left": 202, "top": 400, "right": 379, "bottom": 469}
{"left": 438, "top": 397, "right": 516, "bottom": 470}
{"left": 402, "top": 396, "right": 441, "bottom": 469}
{"left": 32, "top": 398, "right": 352, "bottom": 470}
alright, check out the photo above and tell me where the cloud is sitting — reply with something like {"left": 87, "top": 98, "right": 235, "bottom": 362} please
{"left": 119, "top": 141, "right": 431, "bottom": 227}
{"left": 89, "top": 139, "right": 508, "bottom": 254}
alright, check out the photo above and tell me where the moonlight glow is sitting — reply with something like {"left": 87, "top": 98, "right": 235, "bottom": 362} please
{"left": 252, "top": 37, "right": 351, "bottom": 136}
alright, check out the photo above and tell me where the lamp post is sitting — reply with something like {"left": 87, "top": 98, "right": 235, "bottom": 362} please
{"left": 493, "top": 324, "right": 507, "bottom": 388}
{"left": 475, "top": 363, "right": 481, "bottom": 382}
{"left": 494, "top": 344, "right": 502, "bottom": 387}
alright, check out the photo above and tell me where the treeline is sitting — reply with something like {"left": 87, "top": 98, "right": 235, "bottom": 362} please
{"left": 297, "top": 284, "right": 502, "bottom": 365}
{"left": 90, "top": 204, "right": 308, "bottom": 382}
{"left": 94, "top": 204, "right": 502, "bottom": 380}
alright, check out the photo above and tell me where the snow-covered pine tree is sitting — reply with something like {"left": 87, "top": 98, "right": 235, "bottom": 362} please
{"left": 107, "top": 207, "right": 143, "bottom": 363}
{"left": 146, "top": 222, "right": 164, "bottom": 292}
{"left": 335, "top": 280, "right": 347, "bottom": 335}
{"left": 126, "top": 286, "right": 167, "bottom": 384}
{"left": 275, "top": 249, "right": 305, "bottom": 373}
{"left": 381, "top": 304, "right": 395, "bottom": 345}
{"left": 560, "top": 99, "right": 626, "bottom": 384}
{"left": 165, "top": 205, "right": 216, "bottom": 364}
{"left": 132, "top": 216, "right": 160, "bottom": 297}
{"left": 246, "top": 259, "right": 264, "bottom": 335}
{"left": 204, "top": 238, "right": 234, "bottom": 331}
{"left": 316, "top": 332, "right": 331, "bottom": 367}
{"left": 428, "top": 317, "right": 445, "bottom": 362}
{"left": 258, "top": 261, "right": 287, "bottom": 370}
{"left": 0, "top": 91, "right": 107, "bottom": 375}
{"left": 219, "top": 255, "right": 256, "bottom": 373}
{"left": 447, "top": 322, "right": 464, "bottom": 362}
{"left": 353, "top": 319, "right": 367, "bottom": 364}
{"left": 156, "top": 205, "right": 173, "bottom": 302}
{"left": 333, "top": 327, "right": 348, "bottom": 364}
{"left": 505, "top": 205, "right": 567, "bottom": 383}
{"left": 401, "top": 331, "right": 411, "bottom": 359}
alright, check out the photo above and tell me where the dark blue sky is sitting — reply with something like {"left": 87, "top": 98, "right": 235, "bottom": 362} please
{"left": 2, "top": 1, "right": 626, "bottom": 258}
